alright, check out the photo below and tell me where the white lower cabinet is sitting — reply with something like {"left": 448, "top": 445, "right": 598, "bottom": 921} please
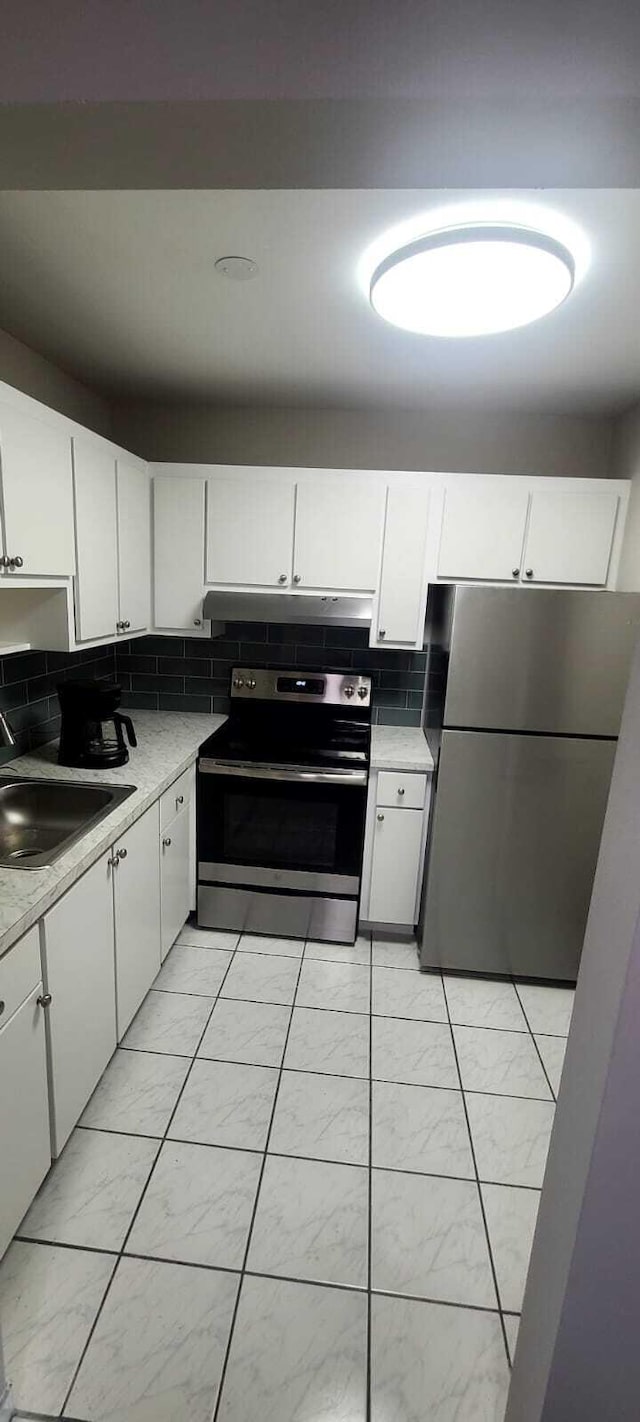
{"left": 160, "top": 804, "right": 191, "bottom": 960}
{"left": 0, "top": 926, "right": 51, "bottom": 1256}
{"left": 113, "top": 803, "right": 162, "bottom": 1038}
{"left": 369, "top": 807, "right": 425, "bottom": 926}
{"left": 42, "top": 854, "right": 117, "bottom": 1156}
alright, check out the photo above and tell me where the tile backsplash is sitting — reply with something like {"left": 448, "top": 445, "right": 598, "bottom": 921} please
{"left": 116, "top": 623, "right": 431, "bottom": 726}
{"left": 0, "top": 645, "right": 118, "bottom": 759}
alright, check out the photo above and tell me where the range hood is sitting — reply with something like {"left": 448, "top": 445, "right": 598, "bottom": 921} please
{"left": 202, "top": 591, "right": 372, "bottom": 627}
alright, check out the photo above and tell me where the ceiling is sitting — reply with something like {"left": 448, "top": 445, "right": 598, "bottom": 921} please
{"left": 0, "top": 188, "right": 639, "bottom": 413}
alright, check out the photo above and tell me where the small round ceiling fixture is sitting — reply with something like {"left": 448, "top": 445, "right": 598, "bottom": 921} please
{"left": 368, "top": 222, "right": 577, "bottom": 338}
{"left": 214, "top": 255, "right": 259, "bottom": 281}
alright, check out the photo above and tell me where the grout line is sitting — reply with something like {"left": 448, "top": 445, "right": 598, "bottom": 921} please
{"left": 443, "top": 979, "right": 512, "bottom": 1370}
{"left": 512, "top": 986, "right": 559, "bottom": 1102}
{"left": 211, "top": 943, "right": 308, "bottom": 1422}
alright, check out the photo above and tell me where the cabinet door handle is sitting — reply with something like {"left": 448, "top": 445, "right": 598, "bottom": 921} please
{"left": 108, "top": 855, "right": 120, "bottom": 868}
{"left": 176, "top": 794, "right": 184, "bottom": 807}
{"left": 117, "top": 847, "right": 127, "bottom": 860}
{"left": 0, "top": 556, "right": 9, "bottom": 568}
{"left": 377, "top": 812, "right": 385, "bottom": 822}
{"left": 378, "top": 628, "right": 386, "bottom": 639}
{"left": 163, "top": 836, "right": 172, "bottom": 848}
{"left": 512, "top": 568, "right": 520, "bottom": 578}
{"left": 0, "top": 999, "right": 5, "bottom": 1016}
{"left": 10, "top": 555, "right": 24, "bottom": 569}
{"left": 278, "top": 573, "right": 287, "bottom": 584}
{"left": 193, "top": 618, "right": 202, "bottom": 626}
{"left": 525, "top": 568, "right": 534, "bottom": 579}
{"left": 293, "top": 573, "right": 301, "bottom": 584}
{"left": 37, "top": 993, "right": 52, "bottom": 1008}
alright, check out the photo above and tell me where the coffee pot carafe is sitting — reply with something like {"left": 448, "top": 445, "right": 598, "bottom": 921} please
{"left": 57, "top": 680, "right": 137, "bottom": 769}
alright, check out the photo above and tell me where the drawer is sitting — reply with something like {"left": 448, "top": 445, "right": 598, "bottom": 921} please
{"left": 377, "top": 771, "right": 427, "bottom": 810}
{"left": 0, "top": 924, "right": 41, "bottom": 1026}
{"left": 160, "top": 765, "right": 195, "bottom": 831}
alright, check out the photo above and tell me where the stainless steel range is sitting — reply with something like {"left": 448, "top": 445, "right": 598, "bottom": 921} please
{"left": 196, "top": 668, "right": 372, "bottom": 944}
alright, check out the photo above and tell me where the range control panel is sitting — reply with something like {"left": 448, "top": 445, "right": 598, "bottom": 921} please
{"left": 229, "top": 668, "right": 371, "bottom": 705}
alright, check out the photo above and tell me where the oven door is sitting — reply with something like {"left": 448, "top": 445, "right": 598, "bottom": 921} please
{"left": 197, "top": 761, "right": 367, "bottom": 895}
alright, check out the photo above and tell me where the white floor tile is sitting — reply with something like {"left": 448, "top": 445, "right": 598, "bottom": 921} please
{"left": 371, "top": 937, "right": 420, "bottom": 970}
{"left": 66, "top": 1256, "right": 239, "bottom": 1422}
{"left": 269, "top": 1069, "right": 369, "bottom": 1165}
{"left": 19, "top": 1128, "right": 158, "bottom": 1251}
{"left": 80, "top": 1049, "right": 189, "bottom": 1137}
{"left": 296, "top": 958, "right": 371, "bottom": 1013}
{"left": 238, "top": 932, "right": 305, "bottom": 957}
{"left": 216, "top": 1275, "right": 367, "bottom": 1422}
{"left": 198, "top": 997, "right": 291, "bottom": 1067}
{"left": 466, "top": 1092, "right": 555, "bottom": 1188}
{"left": 153, "top": 943, "right": 232, "bottom": 996}
{"left": 305, "top": 934, "right": 372, "bottom": 965}
{"left": 0, "top": 1241, "right": 115, "bottom": 1416}
{"left": 176, "top": 924, "right": 240, "bottom": 951}
{"left": 372, "top": 1016, "right": 457, "bottom": 1088}
{"left": 444, "top": 975, "right": 528, "bottom": 1032}
{"left": 516, "top": 983, "right": 575, "bottom": 1036}
{"left": 371, "top": 1293, "right": 509, "bottom": 1422}
{"left": 535, "top": 1034, "right": 567, "bottom": 1095}
{"left": 372, "top": 1082, "right": 473, "bottom": 1178}
{"left": 122, "top": 989, "right": 214, "bottom": 1056}
{"left": 127, "top": 1141, "right": 262, "bottom": 1269}
{"left": 371, "top": 1170, "right": 496, "bottom": 1308}
{"left": 372, "top": 966, "right": 447, "bottom": 1022}
{"left": 247, "top": 1155, "right": 369, "bottom": 1287}
{"left": 221, "top": 950, "right": 300, "bottom": 1005}
{"left": 481, "top": 1183, "right": 541, "bottom": 1312}
{"left": 453, "top": 1025, "right": 553, "bottom": 1100}
{"left": 285, "top": 1006, "right": 370, "bottom": 1078}
{"left": 168, "top": 1059, "right": 278, "bottom": 1150}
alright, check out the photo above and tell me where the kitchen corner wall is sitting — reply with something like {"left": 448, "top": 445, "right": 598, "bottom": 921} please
{"left": 0, "top": 645, "right": 117, "bottom": 759}
{"left": 115, "top": 623, "right": 442, "bottom": 726}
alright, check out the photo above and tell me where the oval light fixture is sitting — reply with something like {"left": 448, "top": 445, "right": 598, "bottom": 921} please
{"left": 369, "top": 223, "right": 576, "bottom": 337}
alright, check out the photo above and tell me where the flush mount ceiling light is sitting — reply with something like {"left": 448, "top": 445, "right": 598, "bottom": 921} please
{"left": 366, "top": 216, "right": 582, "bottom": 338}
{"left": 214, "top": 255, "right": 259, "bottom": 281}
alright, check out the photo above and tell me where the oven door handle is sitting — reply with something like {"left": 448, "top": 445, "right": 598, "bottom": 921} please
{"left": 199, "top": 759, "right": 368, "bottom": 787}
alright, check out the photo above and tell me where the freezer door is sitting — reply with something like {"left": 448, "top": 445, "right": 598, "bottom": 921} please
{"left": 420, "top": 729, "right": 616, "bottom": 979}
{"left": 444, "top": 587, "right": 640, "bottom": 737}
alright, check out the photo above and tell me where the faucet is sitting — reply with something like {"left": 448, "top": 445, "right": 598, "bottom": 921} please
{"left": 0, "top": 711, "right": 16, "bottom": 750}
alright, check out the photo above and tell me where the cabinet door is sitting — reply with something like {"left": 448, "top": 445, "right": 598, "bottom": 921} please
{"left": 42, "top": 853, "right": 117, "bottom": 1156}
{"left": 117, "top": 460, "right": 151, "bottom": 633}
{"left": 437, "top": 484, "right": 529, "bottom": 582}
{"left": 0, "top": 403, "right": 75, "bottom": 576}
{"left": 72, "top": 438, "right": 119, "bottom": 642}
{"left": 369, "top": 807, "right": 424, "bottom": 926}
{"left": 207, "top": 477, "right": 295, "bottom": 587}
{"left": 114, "top": 802, "right": 161, "bottom": 1037}
{"left": 523, "top": 488, "right": 620, "bottom": 586}
{"left": 154, "top": 475, "right": 205, "bottom": 629}
{"left": 0, "top": 986, "right": 51, "bottom": 1257}
{"left": 160, "top": 806, "right": 191, "bottom": 960}
{"left": 294, "top": 479, "right": 384, "bottom": 590}
{"left": 374, "top": 485, "right": 430, "bottom": 646}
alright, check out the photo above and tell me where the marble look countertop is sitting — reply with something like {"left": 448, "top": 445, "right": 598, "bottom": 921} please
{"left": 0, "top": 710, "right": 225, "bottom": 960}
{"left": 370, "top": 725, "right": 434, "bottom": 773}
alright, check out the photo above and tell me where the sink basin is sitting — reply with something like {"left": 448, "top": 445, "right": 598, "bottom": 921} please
{"left": 0, "top": 776, "right": 136, "bottom": 869}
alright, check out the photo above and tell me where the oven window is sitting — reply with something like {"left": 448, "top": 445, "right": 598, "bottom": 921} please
{"left": 225, "top": 791, "right": 338, "bottom": 871}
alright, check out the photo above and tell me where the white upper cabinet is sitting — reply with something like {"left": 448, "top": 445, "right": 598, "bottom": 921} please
{"left": 154, "top": 474, "right": 206, "bottom": 629}
{"left": 0, "top": 403, "right": 75, "bottom": 576}
{"left": 522, "top": 487, "right": 620, "bottom": 586}
{"left": 207, "top": 477, "right": 295, "bottom": 587}
{"left": 117, "top": 460, "right": 151, "bottom": 633}
{"left": 73, "top": 438, "right": 119, "bottom": 642}
{"left": 437, "top": 483, "right": 529, "bottom": 582}
{"left": 294, "top": 479, "right": 384, "bottom": 591}
{"left": 373, "top": 484, "right": 431, "bottom": 647}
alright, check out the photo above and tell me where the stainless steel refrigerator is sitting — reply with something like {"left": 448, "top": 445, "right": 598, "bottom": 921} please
{"left": 419, "top": 585, "right": 640, "bottom": 981}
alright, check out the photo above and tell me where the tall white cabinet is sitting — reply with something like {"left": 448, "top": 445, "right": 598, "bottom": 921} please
{"left": 154, "top": 474, "right": 206, "bottom": 629}
{"left": 0, "top": 403, "right": 75, "bottom": 577}
{"left": 117, "top": 460, "right": 151, "bottom": 633}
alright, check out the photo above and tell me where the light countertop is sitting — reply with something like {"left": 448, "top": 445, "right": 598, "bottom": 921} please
{"left": 370, "top": 725, "right": 434, "bottom": 773}
{"left": 0, "top": 710, "right": 224, "bottom": 960}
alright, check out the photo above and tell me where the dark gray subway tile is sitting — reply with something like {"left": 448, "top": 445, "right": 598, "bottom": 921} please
{"left": 2, "top": 651, "right": 47, "bottom": 684}
{"left": 130, "top": 673, "right": 185, "bottom": 694}
{"left": 121, "top": 690, "right": 159, "bottom": 710}
{"left": 193, "top": 639, "right": 239, "bottom": 660}
{"left": 268, "top": 623, "right": 325, "bottom": 646}
{"left": 115, "top": 654, "right": 158, "bottom": 675}
{"left": 408, "top": 691, "right": 425, "bottom": 709}
{"left": 223, "top": 622, "right": 267, "bottom": 642}
{"left": 324, "top": 626, "right": 370, "bottom": 649}
{"left": 375, "top": 707, "right": 422, "bottom": 726}
{"left": 372, "top": 689, "right": 409, "bottom": 709}
{"left": 134, "top": 635, "right": 185, "bottom": 657}
{"left": 158, "top": 693, "right": 212, "bottom": 713}
{"left": 158, "top": 657, "right": 211, "bottom": 678}
{"left": 184, "top": 677, "right": 229, "bottom": 697}
{"left": 213, "top": 696, "right": 232, "bottom": 714}
{"left": 0, "top": 681, "right": 28, "bottom": 712}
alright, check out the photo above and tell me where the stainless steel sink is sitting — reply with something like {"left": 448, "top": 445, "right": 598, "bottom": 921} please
{"left": 0, "top": 776, "right": 136, "bottom": 869}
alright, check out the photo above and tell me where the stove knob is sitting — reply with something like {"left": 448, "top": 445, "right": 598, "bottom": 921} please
{"left": 344, "top": 684, "right": 355, "bottom": 698}
{"left": 246, "top": 678, "right": 257, "bottom": 690}
{"left": 233, "top": 677, "right": 245, "bottom": 689}
{"left": 357, "top": 686, "right": 368, "bottom": 699}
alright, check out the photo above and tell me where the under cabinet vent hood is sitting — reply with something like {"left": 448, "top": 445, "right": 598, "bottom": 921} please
{"left": 202, "top": 591, "right": 373, "bottom": 627}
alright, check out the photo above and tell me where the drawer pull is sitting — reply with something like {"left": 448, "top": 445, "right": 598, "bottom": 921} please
{"left": 37, "top": 993, "right": 52, "bottom": 1009}
{"left": 397, "top": 787, "right": 405, "bottom": 796}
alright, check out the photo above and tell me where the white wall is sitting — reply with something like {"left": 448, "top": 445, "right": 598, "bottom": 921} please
{"left": 0, "top": 325, "right": 112, "bottom": 437}
{"left": 615, "top": 402, "right": 640, "bottom": 589}
{"left": 112, "top": 401, "right": 615, "bottom": 478}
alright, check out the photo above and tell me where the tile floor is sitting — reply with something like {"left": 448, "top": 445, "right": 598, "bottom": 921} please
{"left": 0, "top": 923, "right": 573, "bottom": 1422}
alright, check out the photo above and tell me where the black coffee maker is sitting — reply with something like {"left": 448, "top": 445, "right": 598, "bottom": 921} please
{"left": 57, "top": 680, "right": 137, "bottom": 769}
